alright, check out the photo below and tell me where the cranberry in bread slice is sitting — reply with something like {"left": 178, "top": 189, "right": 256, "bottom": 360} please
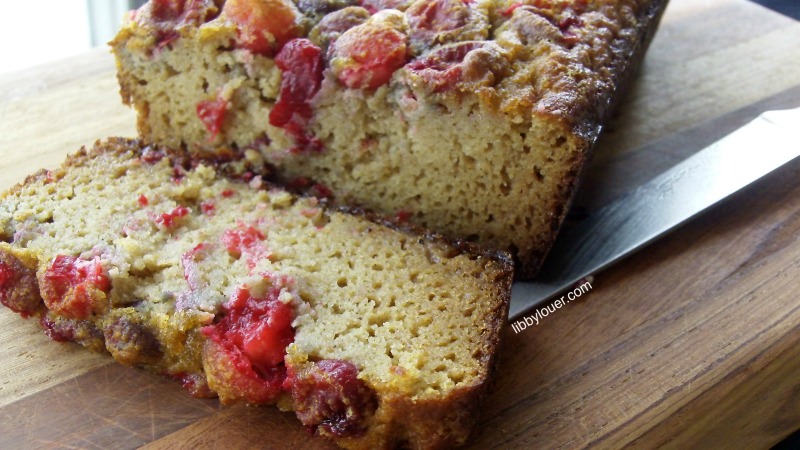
{"left": 0, "top": 138, "right": 512, "bottom": 450}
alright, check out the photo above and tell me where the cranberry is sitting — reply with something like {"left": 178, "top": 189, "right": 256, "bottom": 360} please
{"left": 502, "top": 2, "right": 524, "bottom": 16}
{"left": 200, "top": 201, "right": 216, "bottom": 215}
{"left": 39, "top": 314, "right": 106, "bottom": 351}
{"left": 330, "top": 20, "right": 408, "bottom": 90}
{"left": 221, "top": 224, "right": 270, "bottom": 270}
{"left": 405, "top": 41, "right": 485, "bottom": 92}
{"left": 287, "top": 176, "right": 312, "bottom": 190}
{"left": 359, "top": 0, "right": 413, "bottom": 14}
{"left": 154, "top": 205, "right": 191, "bottom": 229}
{"left": 150, "top": 0, "right": 187, "bottom": 22}
{"left": 40, "top": 314, "right": 74, "bottom": 342}
{"left": 308, "top": 6, "right": 370, "bottom": 52}
{"left": 140, "top": 0, "right": 221, "bottom": 48}
{"left": 149, "top": 0, "right": 221, "bottom": 24}
{"left": 310, "top": 183, "right": 333, "bottom": 199}
{"left": 140, "top": 146, "right": 166, "bottom": 164}
{"left": 221, "top": 189, "right": 236, "bottom": 198}
{"left": 503, "top": 1, "right": 586, "bottom": 46}
{"left": 296, "top": 0, "right": 360, "bottom": 17}
{"left": 103, "top": 315, "right": 163, "bottom": 366}
{"left": 201, "top": 284, "right": 295, "bottom": 403}
{"left": 558, "top": 14, "right": 582, "bottom": 30}
{"left": 40, "top": 255, "right": 111, "bottom": 320}
{"left": 285, "top": 360, "right": 377, "bottom": 437}
{"left": 406, "top": 0, "right": 470, "bottom": 36}
{"left": 171, "top": 372, "right": 215, "bottom": 398}
{"left": 395, "top": 210, "right": 412, "bottom": 222}
{"left": 172, "top": 165, "right": 186, "bottom": 183}
{"left": 196, "top": 96, "right": 229, "bottom": 141}
{"left": 0, "top": 252, "right": 43, "bottom": 318}
{"left": 269, "top": 38, "right": 326, "bottom": 154}
{"left": 138, "top": 194, "right": 149, "bottom": 207}
{"left": 180, "top": 243, "right": 212, "bottom": 291}
{"left": 222, "top": 0, "right": 301, "bottom": 56}
{"left": 0, "top": 262, "right": 11, "bottom": 287}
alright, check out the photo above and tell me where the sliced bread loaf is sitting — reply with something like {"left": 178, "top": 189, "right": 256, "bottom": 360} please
{"left": 0, "top": 138, "right": 512, "bottom": 450}
{"left": 111, "top": 0, "right": 669, "bottom": 278}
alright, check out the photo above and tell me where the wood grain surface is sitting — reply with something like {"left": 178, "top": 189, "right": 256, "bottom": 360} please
{"left": 1, "top": 0, "right": 799, "bottom": 448}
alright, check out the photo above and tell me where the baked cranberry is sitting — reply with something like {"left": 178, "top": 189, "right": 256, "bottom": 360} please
{"left": 171, "top": 372, "right": 215, "bottom": 398}
{"left": 40, "top": 255, "right": 111, "bottom": 320}
{"left": 503, "top": 1, "right": 586, "bottom": 45}
{"left": 39, "top": 314, "right": 73, "bottom": 342}
{"left": 140, "top": 0, "right": 221, "bottom": 48}
{"left": 269, "top": 38, "right": 325, "bottom": 154}
{"left": 196, "top": 96, "right": 229, "bottom": 141}
{"left": 285, "top": 360, "right": 377, "bottom": 437}
{"left": 221, "top": 224, "right": 270, "bottom": 270}
{"left": 200, "top": 201, "right": 216, "bottom": 215}
{"left": 138, "top": 194, "right": 149, "bottom": 207}
{"left": 201, "top": 284, "right": 295, "bottom": 403}
{"left": 405, "top": 41, "right": 483, "bottom": 91}
{"left": 359, "top": 0, "right": 413, "bottom": 14}
{"left": 558, "top": 13, "right": 583, "bottom": 30}
{"left": 308, "top": 6, "right": 370, "bottom": 52}
{"left": 149, "top": 0, "right": 221, "bottom": 23}
{"left": 172, "top": 165, "right": 186, "bottom": 183}
{"left": 310, "top": 183, "right": 333, "bottom": 199}
{"left": 140, "top": 146, "right": 166, "bottom": 164}
{"left": 330, "top": 18, "right": 408, "bottom": 90}
{"left": 406, "top": 0, "right": 470, "bottom": 42}
{"left": 39, "top": 313, "right": 106, "bottom": 351}
{"left": 180, "top": 243, "right": 212, "bottom": 291}
{"left": 0, "top": 255, "right": 35, "bottom": 312}
{"left": 297, "top": 0, "right": 360, "bottom": 17}
{"left": 0, "top": 262, "right": 11, "bottom": 287}
{"left": 103, "top": 315, "right": 163, "bottom": 366}
{"left": 154, "top": 205, "right": 190, "bottom": 229}
{"left": 287, "top": 176, "right": 312, "bottom": 190}
{"left": 221, "top": 189, "right": 236, "bottom": 198}
{"left": 395, "top": 210, "right": 412, "bottom": 222}
{"left": 502, "top": 2, "right": 524, "bottom": 16}
{"left": 222, "top": 0, "right": 301, "bottom": 56}
{"left": 150, "top": 0, "right": 187, "bottom": 22}
{"left": 0, "top": 252, "right": 43, "bottom": 318}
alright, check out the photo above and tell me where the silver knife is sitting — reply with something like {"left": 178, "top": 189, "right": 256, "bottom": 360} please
{"left": 509, "top": 107, "right": 800, "bottom": 320}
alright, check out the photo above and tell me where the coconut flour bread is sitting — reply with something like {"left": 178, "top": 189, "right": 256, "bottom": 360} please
{"left": 111, "top": 0, "right": 668, "bottom": 278}
{"left": 0, "top": 138, "right": 512, "bottom": 450}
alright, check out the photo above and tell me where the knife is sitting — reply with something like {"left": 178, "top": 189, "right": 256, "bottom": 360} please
{"left": 509, "top": 106, "right": 800, "bottom": 321}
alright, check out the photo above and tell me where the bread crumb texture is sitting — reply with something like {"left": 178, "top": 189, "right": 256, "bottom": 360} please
{"left": 111, "top": 0, "right": 666, "bottom": 278}
{"left": 0, "top": 138, "right": 511, "bottom": 449}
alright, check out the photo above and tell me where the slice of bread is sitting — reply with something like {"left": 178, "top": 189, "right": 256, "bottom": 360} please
{"left": 0, "top": 138, "right": 512, "bottom": 449}
{"left": 111, "top": 0, "right": 668, "bottom": 278}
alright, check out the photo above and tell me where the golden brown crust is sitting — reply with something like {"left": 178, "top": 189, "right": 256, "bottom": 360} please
{"left": 516, "top": 0, "right": 670, "bottom": 279}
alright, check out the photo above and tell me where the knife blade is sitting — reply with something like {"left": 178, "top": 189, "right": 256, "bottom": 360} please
{"left": 509, "top": 106, "right": 800, "bottom": 321}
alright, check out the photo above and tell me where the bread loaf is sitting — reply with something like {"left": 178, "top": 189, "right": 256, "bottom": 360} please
{"left": 0, "top": 138, "right": 512, "bottom": 450}
{"left": 111, "top": 0, "right": 668, "bottom": 278}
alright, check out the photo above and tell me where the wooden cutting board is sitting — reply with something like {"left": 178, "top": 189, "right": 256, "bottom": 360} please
{"left": 1, "top": 0, "right": 799, "bottom": 448}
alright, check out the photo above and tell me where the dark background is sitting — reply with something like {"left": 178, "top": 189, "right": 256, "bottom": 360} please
{"left": 752, "top": 0, "right": 800, "bottom": 19}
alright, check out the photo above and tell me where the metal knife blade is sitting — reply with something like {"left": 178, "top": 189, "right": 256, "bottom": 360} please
{"left": 509, "top": 107, "right": 800, "bottom": 320}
